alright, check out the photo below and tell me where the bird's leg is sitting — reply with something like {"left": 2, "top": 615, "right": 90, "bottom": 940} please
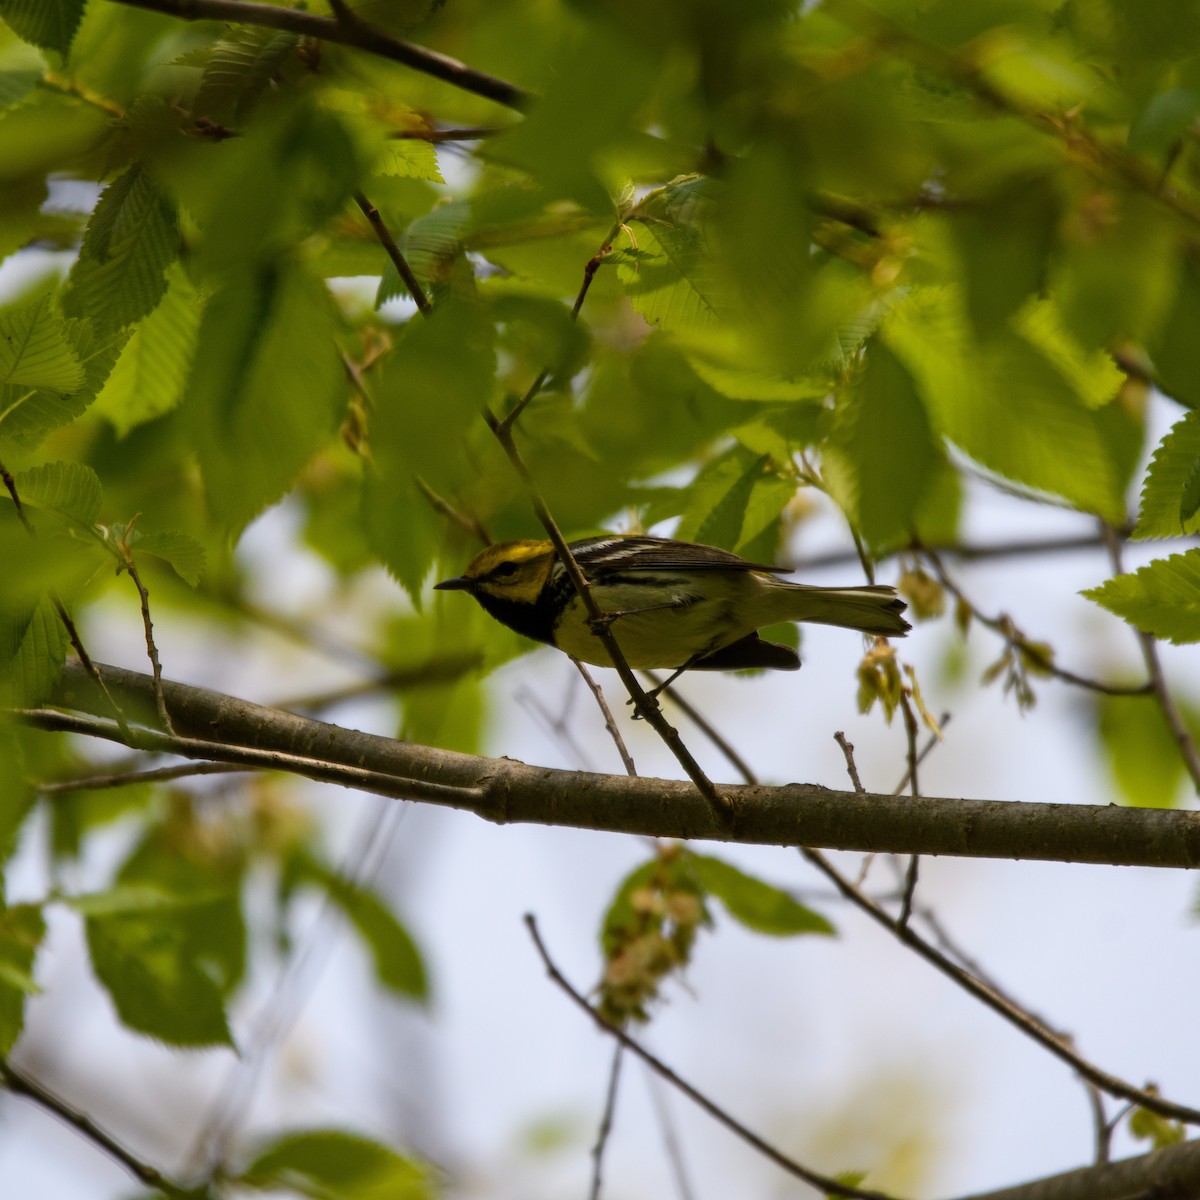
{"left": 587, "top": 597, "right": 688, "bottom": 635}
{"left": 627, "top": 655, "right": 702, "bottom": 718}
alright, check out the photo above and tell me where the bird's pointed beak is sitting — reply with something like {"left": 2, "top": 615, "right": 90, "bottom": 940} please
{"left": 434, "top": 575, "right": 475, "bottom": 591}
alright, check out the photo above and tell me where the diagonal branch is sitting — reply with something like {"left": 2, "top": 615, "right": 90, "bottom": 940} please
{"left": 107, "top": 0, "right": 534, "bottom": 111}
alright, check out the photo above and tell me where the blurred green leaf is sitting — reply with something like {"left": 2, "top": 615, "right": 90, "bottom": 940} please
{"left": 286, "top": 850, "right": 428, "bottom": 1002}
{"left": 0, "top": 902, "right": 45, "bottom": 1055}
{"left": 1095, "top": 693, "right": 1191, "bottom": 808}
{"left": 91, "top": 262, "right": 200, "bottom": 436}
{"left": 827, "top": 340, "right": 940, "bottom": 551}
{"left": 366, "top": 299, "right": 495, "bottom": 600}
{"left": 690, "top": 855, "right": 835, "bottom": 936}
{"left": 238, "top": 1129, "right": 434, "bottom": 1200}
{"left": 885, "top": 288, "right": 1127, "bottom": 521}
{"left": 1084, "top": 550, "right": 1200, "bottom": 644}
{"left": 84, "top": 900, "right": 235, "bottom": 1047}
{"left": 183, "top": 262, "right": 345, "bottom": 535}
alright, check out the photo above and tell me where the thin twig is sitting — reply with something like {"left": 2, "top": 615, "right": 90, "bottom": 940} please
{"left": 897, "top": 693, "right": 921, "bottom": 927}
{"left": 834, "top": 731, "right": 864, "bottom": 794}
{"left": 0, "top": 1059, "right": 189, "bottom": 1197}
{"left": 107, "top": 0, "right": 533, "bottom": 111}
{"left": 485, "top": 419, "right": 732, "bottom": 828}
{"left": 115, "top": 532, "right": 175, "bottom": 735}
{"left": 798, "top": 844, "right": 1200, "bottom": 1125}
{"left": 574, "top": 659, "right": 638, "bottom": 776}
{"left": 487, "top": 219, "right": 733, "bottom": 825}
{"left": 498, "top": 226, "right": 618, "bottom": 431}
{"left": 643, "top": 1067, "right": 699, "bottom": 1200}
{"left": 589, "top": 1043, "right": 624, "bottom": 1200}
{"left": 38, "top": 761, "right": 243, "bottom": 793}
{"left": 19, "top": 708, "right": 488, "bottom": 809}
{"left": 524, "top": 915, "right": 902, "bottom": 1200}
{"left": 191, "top": 795, "right": 409, "bottom": 1173}
{"left": 919, "top": 541, "right": 1153, "bottom": 697}
{"left": 1102, "top": 524, "right": 1200, "bottom": 793}
{"left": 647, "top": 672, "right": 757, "bottom": 785}
{"left": 892, "top": 712, "right": 952, "bottom": 796}
{"left": 387, "top": 125, "right": 507, "bottom": 141}
{"left": 416, "top": 477, "right": 491, "bottom": 545}
{"left": 354, "top": 191, "right": 433, "bottom": 316}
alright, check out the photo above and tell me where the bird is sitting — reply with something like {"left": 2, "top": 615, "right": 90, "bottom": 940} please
{"left": 434, "top": 534, "right": 909, "bottom": 682}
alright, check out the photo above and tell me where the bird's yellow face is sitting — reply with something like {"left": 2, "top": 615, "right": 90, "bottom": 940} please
{"left": 435, "top": 540, "right": 557, "bottom": 604}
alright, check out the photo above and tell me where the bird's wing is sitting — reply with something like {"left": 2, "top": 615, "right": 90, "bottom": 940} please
{"left": 570, "top": 535, "right": 791, "bottom": 575}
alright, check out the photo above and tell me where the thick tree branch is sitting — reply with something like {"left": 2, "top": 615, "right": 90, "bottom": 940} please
{"left": 107, "top": 0, "right": 534, "bottom": 111}
{"left": 28, "top": 661, "right": 1200, "bottom": 869}
{"left": 953, "top": 1135, "right": 1200, "bottom": 1200}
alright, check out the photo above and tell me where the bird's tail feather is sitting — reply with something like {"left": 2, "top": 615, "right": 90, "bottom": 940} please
{"left": 770, "top": 583, "right": 910, "bottom": 637}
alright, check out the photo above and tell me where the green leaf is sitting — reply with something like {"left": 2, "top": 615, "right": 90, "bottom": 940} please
{"left": 1083, "top": 550, "right": 1200, "bottom": 644}
{"left": 0, "top": 903, "right": 45, "bottom": 1055}
{"left": 827, "top": 340, "right": 940, "bottom": 551}
{"left": 64, "top": 164, "right": 179, "bottom": 338}
{"left": 126, "top": 529, "right": 207, "bottom": 587}
{"left": 366, "top": 299, "right": 495, "bottom": 600}
{"left": 0, "top": 592, "right": 70, "bottom": 708}
{"left": 193, "top": 25, "right": 301, "bottom": 124}
{"left": 885, "top": 288, "right": 1126, "bottom": 521}
{"left": 183, "top": 262, "right": 345, "bottom": 535}
{"left": 952, "top": 178, "right": 1058, "bottom": 337}
{"left": 675, "top": 445, "right": 793, "bottom": 554}
{"left": 0, "top": 315, "right": 126, "bottom": 447}
{"left": 1134, "top": 410, "right": 1200, "bottom": 539}
{"left": 286, "top": 850, "right": 427, "bottom": 1001}
{"left": 239, "top": 1130, "right": 434, "bottom": 1200}
{"left": 689, "top": 855, "right": 835, "bottom": 937}
{"left": 15, "top": 460, "right": 103, "bottom": 526}
{"left": 379, "top": 139, "right": 443, "bottom": 182}
{"left": 375, "top": 201, "right": 474, "bottom": 307}
{"left": 1095, "top": 693, "right": 1192, "bottom": 808}
{"left": 91, "top": 262, "right": 200, "bottom": 436}
{"left": 0, "top": 725, "right": 36, "bottom": 867}
{"left": 0, "top": 296, "right": 85, "bottom": 394}
{"left": 0, "top": 0, "right": 85, "bottom": 56}
{"left": 84, "top": 902, "right": 235, "bottom": 1047}
{"left": 1182, "top": 459, "right": 1200, "bottom": 526}
{"left": 1153, "top": 255, "right": 1200, "bottom": 407}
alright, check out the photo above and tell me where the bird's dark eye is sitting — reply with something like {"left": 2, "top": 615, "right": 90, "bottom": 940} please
{"left": 492, "top": 561, "right": 520, "bottom": 578}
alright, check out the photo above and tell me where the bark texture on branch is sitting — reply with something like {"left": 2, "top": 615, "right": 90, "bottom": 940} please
{"left": 43, "top": 661, "right": 1200, "bottom": 868}
{"left": 954, "top": 1134, "right": 1200, "bottom": 1200}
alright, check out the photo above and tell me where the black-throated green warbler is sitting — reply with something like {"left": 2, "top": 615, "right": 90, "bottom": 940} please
{"left": 435, "top": 535, "right": 909, "bottom": 673}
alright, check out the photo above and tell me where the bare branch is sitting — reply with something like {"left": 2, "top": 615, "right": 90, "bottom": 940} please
{"left": 0, "top": 1059, "right": 189, "bottom": 1197}
{"left": 589, "top": 1043, "right": 624, "bottom": 1200}
{"left": 799, "top": 844, "right": 1200, "bottom": 1125}
{"left": 354, "top": 191, "right": 433, "bottom": 316}
{"left": 524, "top": 914, "right": 902, "bottom": 1200}
{"left": 574, "top": 659, "right": 638, "bottom": 777}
